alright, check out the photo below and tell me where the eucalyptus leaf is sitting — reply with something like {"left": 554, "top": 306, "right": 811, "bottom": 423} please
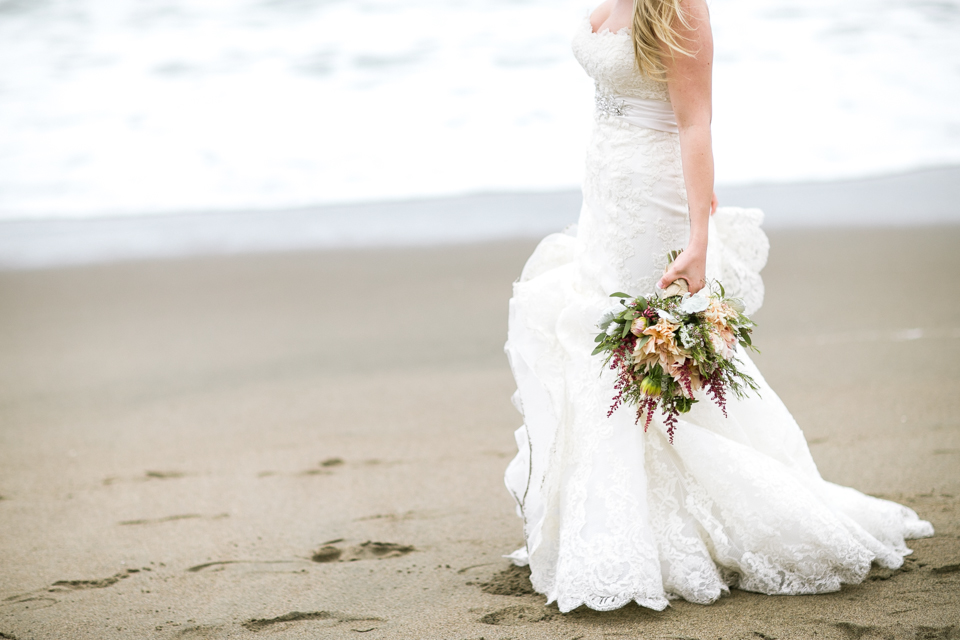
{"left": 591, "top": 344, "right": 605, "bottom": 356}
{"left": 610, "top": 292, "right": 631, "bottom": 298}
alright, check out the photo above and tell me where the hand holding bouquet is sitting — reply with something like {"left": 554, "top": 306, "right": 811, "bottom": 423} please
{"left": 592, "top": 251, "right": 760, "bottom": 442}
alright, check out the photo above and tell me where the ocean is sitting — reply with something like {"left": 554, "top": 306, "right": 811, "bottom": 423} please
{"left": 1, "top": 0, "right": 959, "bottom": 221}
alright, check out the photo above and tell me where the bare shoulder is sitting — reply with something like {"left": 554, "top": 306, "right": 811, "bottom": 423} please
{"left": 588, "top": 0, "right": 615, "bottom": 33}
{"left": 679, "top": 0, "right": 712, "bottom": 35}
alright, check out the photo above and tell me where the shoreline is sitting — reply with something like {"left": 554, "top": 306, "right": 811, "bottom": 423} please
{"left": 2, "top": 164, "right": 959, "bottom": 271}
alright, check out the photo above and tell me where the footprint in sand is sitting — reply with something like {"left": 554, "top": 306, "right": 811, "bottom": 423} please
{"left": 103, "top": 470, "right": 187, "bottom": 485}
{"left": 48, "top": 567, "right": 150, "bottom": 591}
{"left": 931, "top": 563, "right": 960, "bottom": 575}
{"left": 311, "top": 540, "right": 415, "bottom": 563}
{"left": 119, "top": 513, "right": 228, "bottom": 526}
{"left": 144, "top": 470, "right": 186, "bottom": 479}
{"left": 354, "top": 508, "right": 462, "bottom": 522}
{"left": 298, "top": 457, "right": 345, "bottom": 476}
{"left": 1, "top": 595, "right": 58, "bottom": 613}
{"left": 120, "top": 514, "right": 201, "bottom": 526}
{"left": 184, "top": 540, "right": 416, "bottom": 576}
{"left": 186, "top": 560, "right": 301, "bottom": 573}
{"left": 50, "top": 575, "right": 128, "bottom": 590}
{"left": 2, "top": 567, "right": 151, "bottom": 616}
{"left": 833, "top": 623, "right": 960, "bottom": 640}
{"left": 171, "top": 624, "right": 224, "bottom": 638}
{"left": 241, "top": 610, "right": 383, "bottom": 633}
{"left": 299, "top": 469, "right": 332, "bottom": 476}
{"left": 479, "top": 605, "right": 556, "bottom": 626}
{"left": 477, "top": 565, "right": 536, "bottom": 597}
{"left": 355, "top": 512, "right": 419, "bottom": 523}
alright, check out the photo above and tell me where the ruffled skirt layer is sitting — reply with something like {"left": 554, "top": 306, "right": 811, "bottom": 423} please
{"left": 503, "top": 213, "right": 934, "bottom": 613}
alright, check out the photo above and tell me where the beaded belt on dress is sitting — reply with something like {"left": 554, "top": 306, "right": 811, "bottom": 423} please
{"left": 595, "top": 83, "right": 678, "bottom": 134}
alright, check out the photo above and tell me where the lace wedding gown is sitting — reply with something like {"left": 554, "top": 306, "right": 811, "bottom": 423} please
{"left": 503, "top": 17, "right": 934, "bottom": 613}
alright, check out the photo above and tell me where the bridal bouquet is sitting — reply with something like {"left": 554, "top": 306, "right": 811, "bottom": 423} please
{"left": 592, "top": 255, "right": 760, "bottom": 442}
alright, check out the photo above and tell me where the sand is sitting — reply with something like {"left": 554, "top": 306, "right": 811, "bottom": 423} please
{"left": 0, "top": 226, "right": 958, "bottom": 640}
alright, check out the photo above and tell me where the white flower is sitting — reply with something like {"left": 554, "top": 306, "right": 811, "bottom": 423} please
{"left": 679, "top": 291, "right": 710, "bottom": 315}
{"left": 657, "top": 309, "right": 680, "bottom": 323}
{"left": 679, "top": 324, "right": 696, "bottom": 349}
{"left": 598, "top": 311, "right": 617, "bottom": 328}
{"left": 606, "top": 322, "right": 621, "bottom": 336}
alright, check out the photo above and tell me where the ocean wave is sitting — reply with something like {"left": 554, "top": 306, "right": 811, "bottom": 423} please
{"left": 0, "top": 0, "right": 958, "bottom": 219}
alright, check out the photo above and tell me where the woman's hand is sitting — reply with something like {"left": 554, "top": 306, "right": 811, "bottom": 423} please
{"left": 657, "top": 246, "right": 707, "bottom": 294}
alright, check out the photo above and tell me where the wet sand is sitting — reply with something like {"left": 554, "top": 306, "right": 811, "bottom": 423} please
{"left": 4, "top": 165, "right": 959, "bottom": 271}
{"left": 0, "top": 226, "right": 958, "bottom": 639}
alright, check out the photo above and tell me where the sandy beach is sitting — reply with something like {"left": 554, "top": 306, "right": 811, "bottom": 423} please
{"left": 1, "top": 224, "right": 958, "bottom": 639}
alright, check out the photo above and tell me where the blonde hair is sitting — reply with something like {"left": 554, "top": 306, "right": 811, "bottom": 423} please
{"left": 631, "top": 0, "right": 694, "bottom": 82}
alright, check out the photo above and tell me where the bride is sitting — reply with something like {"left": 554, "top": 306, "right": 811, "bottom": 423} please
{"left": 503, "top": 0, "right": 933, "bottom": 613}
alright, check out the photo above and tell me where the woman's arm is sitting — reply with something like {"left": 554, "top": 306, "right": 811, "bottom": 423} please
{"left": 657, "top": 0, "right": 714, "bottom": 294}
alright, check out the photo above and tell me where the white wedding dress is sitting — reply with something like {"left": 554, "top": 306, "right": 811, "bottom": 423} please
{"left": 503, "top": 17, "right": 934, "bottom": 613}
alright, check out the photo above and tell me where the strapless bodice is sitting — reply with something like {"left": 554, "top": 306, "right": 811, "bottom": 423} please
{"left": 571, "top": 16, "right": 671, "bottom": 103}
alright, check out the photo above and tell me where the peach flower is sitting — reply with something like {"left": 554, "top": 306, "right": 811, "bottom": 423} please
{"left": 633, "top": 318, "right": 685, "bottom": 370}
{"left": 703, "top": 299, "right": 736, "bottom": 329}
{"left": 708, "top": 326, "right": 737, "bottom": 359}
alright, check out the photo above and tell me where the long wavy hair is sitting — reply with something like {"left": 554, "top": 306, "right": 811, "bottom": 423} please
{"left": 632, "top": 0, "right": 694, "bottom": 82}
